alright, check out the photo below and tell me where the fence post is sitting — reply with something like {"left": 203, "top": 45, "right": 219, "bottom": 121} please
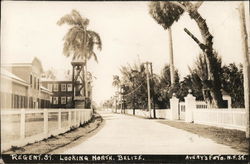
{"left": 170, "top": 93, "right": 179, "bottom": 120}
{"left": 80, "top": 110, "right": 82, "bottom": 124}
{"left": 184, "top": 90, "right": 196, "bottom": 122}
{"left": 74, "top": 110, "right": 77, "bottom": 126}
{"left": 77, "top": 110, "right": 80, "bottom": 126}
{"left": 68, "top": 110, "right": 72, "bottom": 128}
{"left": 58, "top": 109, "right": 61, "bottom": 129}
{"left": 43, "top": 109, "right": 48, "bottom": 137}
{"left": 20, "top": 108, "right": 26, "bottom": 139}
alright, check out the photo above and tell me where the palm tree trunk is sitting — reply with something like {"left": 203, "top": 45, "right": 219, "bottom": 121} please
{"left": 85, "top": 61, "right": 88, "bottom": 98}
{"left": 168, "top": 28, "right": 175, "bottom": 86}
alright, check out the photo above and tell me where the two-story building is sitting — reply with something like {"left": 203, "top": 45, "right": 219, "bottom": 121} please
{"left": 1, "top": 57, "right": 52, "bottom": 109}
{"left": 41, "top": 80, "right": 74, "bottom": 108}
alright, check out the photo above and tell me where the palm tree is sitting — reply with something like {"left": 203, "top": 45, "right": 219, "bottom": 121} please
{"left": 149, "top": 2, "right": 185, "bottom": 87}
{"left": 149, "top": 1, "right": 225, "bottom": 108}
{"left": 112, "top": 75, "right": 121, "bottom": 90}
{"left": 57, "top": 9, "right": 102, "bottom": 101}
{"left": 189, "top": 53, "right": 222, "bottom": 105}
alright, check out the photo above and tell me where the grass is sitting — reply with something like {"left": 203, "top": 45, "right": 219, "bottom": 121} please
{"left": 158, "top": 120, "right": 249, "bottom": 153}
{"left": 2, "top": 113, "right": 103, "bottom": 154}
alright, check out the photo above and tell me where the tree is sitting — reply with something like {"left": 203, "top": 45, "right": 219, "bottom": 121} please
{"left": 149, "top": 2, "right": 184, "bottom": 86}
{"left": 117, "top": 63, "right": 148, "bottom": 109}
{"left": 189, "top": 52, "right": 222, "bottom": 104}
{"left": 158, "top": 64, "right": 180, "bottom": 108}
{"left": 112, "top": 75, "right": 121, "bottom": 90}
{"left": 42, "top": 69, "right": 57, "bottom": 80}
{"left": 148, "top": 1, "right": 225, "bottom": 108}
{"left": 221, "top": 64, "right": 244, "bottom": 108}
{"left": 57, "top": 10, "right": 102, "bottom": 102}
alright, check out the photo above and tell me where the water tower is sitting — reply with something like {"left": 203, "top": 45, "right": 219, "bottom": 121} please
{"left": 71, "top": 59, "right": 86, "bottom": 108}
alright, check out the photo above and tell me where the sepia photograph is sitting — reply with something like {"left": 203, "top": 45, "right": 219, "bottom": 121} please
{"left": 0, "top": 0, "right": 249, "bottom": 163}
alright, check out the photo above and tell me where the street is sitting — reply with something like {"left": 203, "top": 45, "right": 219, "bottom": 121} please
{"left": 64, "top": 110, "right": 242, "bottom": 154}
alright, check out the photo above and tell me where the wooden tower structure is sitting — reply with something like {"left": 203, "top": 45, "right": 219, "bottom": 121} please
{"left": 71, "top": 59, "right": 86, "bottom": 108}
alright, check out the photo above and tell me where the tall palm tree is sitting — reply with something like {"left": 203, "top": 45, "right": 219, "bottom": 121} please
{"left": 57, "top": 9, "right": 102, "bottom": 101}
{"left": 149, "top": 2, "right": 184, "bottom": 87}
{"left": 149, "top": 1, "right": 225, "bottom": 108}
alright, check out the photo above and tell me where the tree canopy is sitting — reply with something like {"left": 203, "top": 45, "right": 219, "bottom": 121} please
{"left": 57, "top": 9, "right": 102, "bottom": 62}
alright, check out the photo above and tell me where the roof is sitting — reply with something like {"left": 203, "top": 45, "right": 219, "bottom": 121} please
{"left": 0, "top": 68, "right": 29, "bottom": 86}
{"left": 2, "top": 57, "right": 44, "bottom": 73}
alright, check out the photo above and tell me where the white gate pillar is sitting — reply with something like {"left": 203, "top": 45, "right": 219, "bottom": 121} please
{"left": 184, "top": 90, "right": 196, "bottom": 122}
{"left": 170, "top": 93, "right": 179, "bottom": 120}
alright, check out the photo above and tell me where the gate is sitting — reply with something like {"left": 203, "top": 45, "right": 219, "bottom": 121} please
{"left": 178, "top": 102, "right": 185, "bottom": 120}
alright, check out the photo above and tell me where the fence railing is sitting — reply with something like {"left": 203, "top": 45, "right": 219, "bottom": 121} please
{"left": 196, "top": 101, "right": 208, "bottom": 109}
{"left": 1, "top": 108, "right": 93, "bottom": 152}
{"left": 112, "top": 108, "right": 171, "bottom": 119}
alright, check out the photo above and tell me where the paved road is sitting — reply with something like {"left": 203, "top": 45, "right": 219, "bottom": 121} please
{"left": 64, "top": 110, "right": 242, "bottom": 154}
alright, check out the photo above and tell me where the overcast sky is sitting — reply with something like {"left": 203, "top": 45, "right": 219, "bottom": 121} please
{"left": 1, "top": 1, "right": 249, "bottom": 104}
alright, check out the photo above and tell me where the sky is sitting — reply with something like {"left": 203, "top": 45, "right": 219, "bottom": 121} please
{"left": 1, "top": 1, "right": 249, "bottom": 105}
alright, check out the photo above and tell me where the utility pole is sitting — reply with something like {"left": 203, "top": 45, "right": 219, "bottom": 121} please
{"left": 150, "top": 63, "right": 156, "bottom": 118}
{"left": 145, "top": 62, "right": 152, "bottom": 118}
{"left": 239, "top": 2, "right": 250, "bottom": 138}
{"left": 168, "top": 28, "right": 175, "bottom": 86}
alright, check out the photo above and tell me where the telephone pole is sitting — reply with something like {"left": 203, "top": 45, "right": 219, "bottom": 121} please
{"left": 239, "top": 2, "right": 250, "bottom": 138}
{"left": 145, "top": 62, "right": 152, "bottom": 118}
{"left": 150, "top": 63, "right": 156, "bottom": 118}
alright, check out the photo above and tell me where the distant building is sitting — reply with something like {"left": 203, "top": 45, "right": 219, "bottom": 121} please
{"left": 41, "top": 80, "right": 74, "bottom": 108}
{"left": 1, "top": 57, "right": 52, "bottom": 109}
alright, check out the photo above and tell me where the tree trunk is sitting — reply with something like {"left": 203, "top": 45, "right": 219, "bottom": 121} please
{"left": 187, "top": 9, "right": 225, "bottom": 108}
{"left": 168, "top": 28, "right": 175, "bottom": 86}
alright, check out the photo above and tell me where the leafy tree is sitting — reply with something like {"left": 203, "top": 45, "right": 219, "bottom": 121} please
{"left": 148, "top": 1, "right": 225, "bottom": 108}
{"left": 115, "top": 63, "right": 148, "bottom": 109}
{"left": 157, "top": 64, "right": 180, "bottom": 108}
{"left": 221, "top": 64, "right": 244, "bottom": 108}
{"left": 189, "top": 52, "right": 222, "bottom": 104}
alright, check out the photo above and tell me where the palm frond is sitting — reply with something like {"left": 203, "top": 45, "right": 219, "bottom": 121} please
{"left": 87, "top": 30, "right": 102, "bottom": 50}
{"left": 149, "top": 1, "right": 184, "bottom": 29}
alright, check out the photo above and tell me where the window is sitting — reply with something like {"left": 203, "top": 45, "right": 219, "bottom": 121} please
{"left": 50, "top": 96, "right": 52, "bottom": 103}
{"left": 48, "top": 84, "right": 52, "bottom": 91}
{"left": 53, "top": 84, "right": 58, "bottom": 92}
{"left": 38, "top": 79, "right": 40, "bottom": 89}
{"left": 53, "top": 97, "right": 58, "bottom": 104}
{"left": 61, "top": 97, "right": 66, "bottom": 104}
{"left": 67, "top": 84, "right": 72, "bottom": 92}
{"left": 61, "top": 84, "right": 66, "bottom": 92}
{"left": 34, "top": 77, "right": 36, "bottom": 89}
{"left": 30, "top": 75, "right": 33, "bottom": 86}
{"left": 67, "top": 96, "right": 72, "bottom": 103}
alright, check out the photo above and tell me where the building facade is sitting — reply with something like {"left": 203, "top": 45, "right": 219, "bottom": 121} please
{"left": 1, "top": 57, "right": 52, "bottom": 109}
{"left": 41, "top": 80, "right": 74, "bottom": 108}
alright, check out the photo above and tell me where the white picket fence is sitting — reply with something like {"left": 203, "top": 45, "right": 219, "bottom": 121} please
{"left": 112, "top": 108, "right": 171, "bottom": 119}
{"left": 193, "top": 108, "right": 246, "bottom": 131}
{"left": 1, "top": 108, "right": 93, "bottom": 152}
